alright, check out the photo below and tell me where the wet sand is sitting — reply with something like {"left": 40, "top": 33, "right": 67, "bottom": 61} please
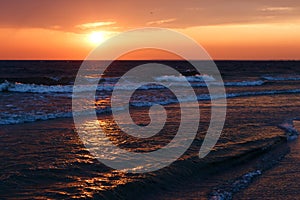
{"left": 234, "top": 121, "right": 300, "bottom": 199}
{"left": 143, "top": 138, "right": 289, "bottom": 200}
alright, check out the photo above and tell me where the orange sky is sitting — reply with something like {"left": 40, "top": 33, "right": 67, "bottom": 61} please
{"left": 1, "top": 1, "right": 300, "bottom": 60}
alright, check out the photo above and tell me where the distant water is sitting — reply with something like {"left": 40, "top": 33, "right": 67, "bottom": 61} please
{"left": 0, "top": 60, "right": 300, "bottom": 199}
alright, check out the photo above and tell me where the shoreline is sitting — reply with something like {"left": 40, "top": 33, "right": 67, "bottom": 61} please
{"left": 0, "top": 117, "right": 290, "bottom": 199}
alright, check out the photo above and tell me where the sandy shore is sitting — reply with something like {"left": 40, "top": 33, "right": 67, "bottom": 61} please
{"left": 234, "top": 121, "right": 300, "bottom": 199}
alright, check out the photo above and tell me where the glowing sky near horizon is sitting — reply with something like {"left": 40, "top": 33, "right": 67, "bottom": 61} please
{"left": 1, "top": 0, "right": 300, "bottom": 60}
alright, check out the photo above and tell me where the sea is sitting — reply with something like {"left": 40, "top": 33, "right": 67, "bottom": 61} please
{"left": 0, "top": 60, "right": 300, "bottom": 199}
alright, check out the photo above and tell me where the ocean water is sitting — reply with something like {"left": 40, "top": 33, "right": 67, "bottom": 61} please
{"left": 0, "top": 60, "right": 300, "bottom": 199}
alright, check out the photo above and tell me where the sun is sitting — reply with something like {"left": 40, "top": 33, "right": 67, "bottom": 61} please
{"left": 88, "top": 31, "right": 106, "bottom": 45}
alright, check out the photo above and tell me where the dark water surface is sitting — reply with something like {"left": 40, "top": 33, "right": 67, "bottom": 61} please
{"left": 0, "top": 60, "right": 299, "bottom": 199}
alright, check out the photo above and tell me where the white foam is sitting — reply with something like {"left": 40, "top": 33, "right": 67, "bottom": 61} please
{"left": 2, "top": 88, "right": 300, "bottom": 125}
{"left": 0, "top": 112, "right": 73, "bottom": 125}
{"left": 0, "top": 77, "right": 268, "bottom": 95}
{"left": 10, "top": 83, "right": 74, "bottom": 93}
{"left": 120, "top": 89, "right": 300, "bottom": 107}
{"left": 225, "top": 89, "right": 300, "bottom": 99}
{"left": 0, "top": 80, "right": 12, "bottom": 91}
{"left": 0, "top": 106, "right": 120, "bottom": 125}
{"left": 209, "top": 170, "right": 262, "bottom": 200}
{"left": 224, "top": 80, "right": 265, "bottom": 86}
{"left": 278, "top": 120, "right": 299, "bottom": 141}
{"left": 0, "top": 81, "right": 112, "bottom": 93}
{"left": 154, "top": 74, "right": 216, "bottom": 82}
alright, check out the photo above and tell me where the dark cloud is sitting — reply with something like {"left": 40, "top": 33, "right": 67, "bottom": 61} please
{"left": 1, "top": 0, "right": 300, "bottom": 32}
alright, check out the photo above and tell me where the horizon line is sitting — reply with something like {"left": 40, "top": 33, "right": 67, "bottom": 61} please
{"left": 0, "top": 59, "right": 300, "bottom": 62}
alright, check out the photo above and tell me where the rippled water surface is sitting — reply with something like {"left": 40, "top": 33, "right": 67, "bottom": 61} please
{"left": 0, "top": 60, "right": 300, "bottom": 199}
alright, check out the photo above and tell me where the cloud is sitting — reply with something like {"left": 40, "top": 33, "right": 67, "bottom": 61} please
{"left": 0, "top": 1, "right": 300, "bottom": 32}
{"left": 146, "top": 18, "right": 176, "bottom": 25}
{"left": 185, "top": 7, "right": 203, "bottom": 11}
{"left": 260, "top": 7, "right": 294, "bottom": 12}
{"left": 75, "top": 21, "right": 116, "bottom": 30}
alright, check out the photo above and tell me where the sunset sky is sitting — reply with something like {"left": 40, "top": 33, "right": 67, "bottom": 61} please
{"left": 1, "top": 0, "right": 300, "bottom": 60}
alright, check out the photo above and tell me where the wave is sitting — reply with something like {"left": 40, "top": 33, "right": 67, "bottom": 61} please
{"left": 262, "top": 75, "right": 300, "bottom": 81}
{"left": 278, "top": 120, "right": 299, "bottom": 141}
{"left": 197, "top": 89, "right": 300, "bottom": 101}
{"left": 154, "top": 74, "right": 216, "bottom": 82}
{"left": 0, "top": 79, "right": 266, "bottom": 94}
{"left": 209, "top": 170, "right": 262, "bottom": 200}
{"left": 0, "top": 80, "right": 174, "bottom": 94}
{"left": 0, "top": 112, "right": 73, "bottom": 125}
{"left": 0, "top": 106, "right": 119, "bottom": 125}
{"left": 98, "top": 136, "right": 288, "bottom": 199}
{"left": 129, "top": 88, "right": 300, "bottom": 109}
{"left": 208, "top": 118, "right": 297, "bottom": 200}
{"left": 224, "top": 80, "right": 264, "bottom": 86}
{"left": 154, "top": 75, "right": 265, "bottom": 87}
{"left": 226, "top": 89, "right": 300, "bottom": 99}
{"left": 0, "top": 80, "right": 73, "bottom": 93}
{"left": 1, "top": 88, "right": 300, "bottom": 125}
{"left": 189, "top": 80, "right": 265, "bottom": 88}
{"left": 0, "top": 81, "right": 115, "bottom": 93}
